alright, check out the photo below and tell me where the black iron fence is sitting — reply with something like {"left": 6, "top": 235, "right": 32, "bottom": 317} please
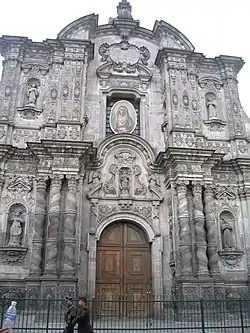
{"left": 1, "top": 295, "right": 250, "bottom": 332}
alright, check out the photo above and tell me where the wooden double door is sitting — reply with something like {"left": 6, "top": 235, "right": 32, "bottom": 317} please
{"left": 96, "top": 222, "right": 152, "bottom": 315}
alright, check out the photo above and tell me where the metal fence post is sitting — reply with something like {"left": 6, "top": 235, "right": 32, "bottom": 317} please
{"left": 200, "top": 298, "right": 206, "bottom": 333}
{"left": 0, "top": 296, "right": 6, "bottom": 328}
{"left": 46, "top": 297, "right": 51, "bottom": 333}
{"left": 239, "top": 298, "right": 244, "bottom": 333}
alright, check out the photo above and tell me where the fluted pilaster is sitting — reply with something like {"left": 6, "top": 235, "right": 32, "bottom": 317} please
{"left": 61, "top": 176, "right": 78, "bottom": 276}
{"left": 193, "top": 182, "right": 209, "bottom": 278}
{"left": 204, "top": 184, "right": 220, "bottom": 277}
{"left": 176, "top": 182, "right": 192, "bottom": 277}
{"left": 30, "top": 176, "right": 48, "bottom": 276}
{"left": 43, "top": 175, "right": 63, "bottom": 276}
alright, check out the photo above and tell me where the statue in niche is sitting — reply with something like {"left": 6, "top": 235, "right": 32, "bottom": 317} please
{"left": 7, "top": 208, "right": 25, "bottom": 247}
{"left": 110, "top": 102, "right": 136, "bottom": 134}
{"left": 27, "top": 84, "right": 39, "bottom": 105}
{"left": 119, "top": 167, "right": 131, "bottom": 196}
{"left": 206, "top": 93, "right": 218, "bottom": 119}
{"left": 221, "top": 217, "right": 235, "bottom": 250}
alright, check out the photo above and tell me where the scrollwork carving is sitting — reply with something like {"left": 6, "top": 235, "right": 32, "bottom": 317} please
{"left": 103, "top": 164, "right": 117, "bottom": 195}
{"left": 134, "top": 165, "right": 146, "bottom": 195}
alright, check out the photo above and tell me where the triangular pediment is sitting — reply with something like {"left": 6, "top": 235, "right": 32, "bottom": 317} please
{"left": 7, "top": 177, "right": 32, "bottom": 193}
{"left": 215, "top": 188, "right": 236, "bottom": 200}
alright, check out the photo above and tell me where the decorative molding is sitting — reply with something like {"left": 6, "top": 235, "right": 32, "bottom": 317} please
{"left": 0, "top": 246, "right": 28, "bottom": 265}
{"left": 204, "top": 119, "right": 226, "bottom": 132}
{"left": 17, "top": 105, "right": 43, "bottom": 120}
{"left": 219, "top": 249, "right": 244, "bottom": 268}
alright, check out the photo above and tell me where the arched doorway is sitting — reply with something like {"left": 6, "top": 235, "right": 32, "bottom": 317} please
{"left": 96, "top": 222, "right": 152, "bottom": 315}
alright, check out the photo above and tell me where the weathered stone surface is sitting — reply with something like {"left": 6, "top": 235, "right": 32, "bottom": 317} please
{"left": 0, "top": 1, "right": 249, "bottom": 297}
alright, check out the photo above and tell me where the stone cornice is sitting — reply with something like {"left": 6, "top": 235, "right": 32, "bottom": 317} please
{"left": 0, "top": 35, "right": 94, "bottom": 62}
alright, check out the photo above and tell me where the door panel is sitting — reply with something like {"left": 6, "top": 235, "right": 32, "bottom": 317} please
{"left": 96, "top": 222, "right": 151, "bottom": 316}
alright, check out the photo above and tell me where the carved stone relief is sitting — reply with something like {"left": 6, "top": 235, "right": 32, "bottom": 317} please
{"left": 1, "top": 176, "right": 34, "bottom": 210}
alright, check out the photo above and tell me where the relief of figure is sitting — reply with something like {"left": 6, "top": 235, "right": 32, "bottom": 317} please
{"left": 27, "top": 84, "right": 39, "bottom": 105}
{"left": 221, "top": 218, "right": 235, "bottom": 250}
{"left": 148, "top": 172, "right": 160, "bottom": 188}
{"left": 206, "top": 93, "right": 218, "bottom": 119}
{"left": 88, "top": 170, "right": 101, "bottom": 190}
{"left": 7, "top": 211, "right": 24, "bottom": 247}
{"left": 119, "top": 167, "right": 131, "bottom": 196}
{"left": 110, "top": 102, "right": 136, "bottom": 134}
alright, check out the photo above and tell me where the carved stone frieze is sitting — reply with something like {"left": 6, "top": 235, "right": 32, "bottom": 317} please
{"left": 17, "top": 105, "right": 43, "bottom": 120}
{"left": 2, "top": 176, "right": 34, "bottom": 209}
{"left": 12, "top": 129, "right": 41, "bottom": 147}
{"left": 98, "top": 203, "right": 152, "bottom": 222}
{"left": 0, "top": 247, "right": 28, "bottom": 265}
{"left": 44, "top": 125, "right": 81, "bottom": 141}
{"left": 204, "top": 119, "right": 226, "bottom": 132}
{"left": 219, "top": 250, "right": 244, "bottom": 268}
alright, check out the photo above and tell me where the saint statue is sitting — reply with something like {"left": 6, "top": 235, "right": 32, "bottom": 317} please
{"left": 206, "top": 95, "right": 217, "bottom": 119}
{"left": 8, "top": 213, "right": 24, "bottom": 247}
{"left": 119, "top": 168, "right": 130, "bottom": 196}
{"left": 221, "top": 218, "right": 235, "bottom": 250}
{"left": 111, "top": 105, "right": 134, "bottom": 134}
{"left": 27, "top": 84, "right": 39, "bottom": 105}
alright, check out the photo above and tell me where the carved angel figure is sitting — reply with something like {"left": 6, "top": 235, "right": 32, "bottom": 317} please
{"left": 88, "top": 170, "right": 101, "bottom": 190}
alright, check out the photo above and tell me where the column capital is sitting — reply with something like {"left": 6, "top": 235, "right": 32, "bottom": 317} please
{"left": 50, "top": 174, "right": 64, "bottom": 186}
{"left": 193, "top": 182, "right": 203, "bottom": 194}
{"left": 175, "top": 181, "right": 189, "bottom": 193}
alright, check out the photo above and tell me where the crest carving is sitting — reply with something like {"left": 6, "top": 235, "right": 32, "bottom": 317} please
{"left": 97, "top": 40, "right": 152, "bottom": 83}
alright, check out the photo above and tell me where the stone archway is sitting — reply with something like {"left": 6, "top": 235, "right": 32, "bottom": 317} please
{"left": 86, "top": 213, "right": 163, "bottom": 301}
{"left": 96, "top": 221, "right": 151, "bottom": 315}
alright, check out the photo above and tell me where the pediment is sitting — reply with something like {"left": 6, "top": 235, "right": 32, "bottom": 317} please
{"left": 214, "top": 188, "right": 236, "bottom": 201}
{"left": 7, "top": 176, "right": 32, "bottom": 193}
{"left": 198, "top": 76, "right": 223, "bottom": 90}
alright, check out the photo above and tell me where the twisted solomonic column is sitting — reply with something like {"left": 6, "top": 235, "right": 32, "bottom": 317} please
{"left": 193, "top": 182, "right": 209, "bottom": 278}
{"left": 61, "top": 176, "right": 78, "bottom": 276}
{"left": 175, "top": 182, "right": 193, "bottom": 277}
{"left": 30, "top": 176, "right": 48, "bottom": 276}
{"left": 204, "top": 184, "right": 220, "bottom": 277}
{"left": 43, "top": 175, "right": 63, "bottom": 276}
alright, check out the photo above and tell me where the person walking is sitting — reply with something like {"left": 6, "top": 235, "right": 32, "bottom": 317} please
{"left": 72, "top": 297, "right": 93, "bottom": 333}
{"left": 64, "top": 296, "right": 77, "bottom": 333}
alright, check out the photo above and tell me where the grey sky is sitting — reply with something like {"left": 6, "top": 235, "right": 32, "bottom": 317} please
{"left": 0, "top": 0, "right": 249, "bottom": 115}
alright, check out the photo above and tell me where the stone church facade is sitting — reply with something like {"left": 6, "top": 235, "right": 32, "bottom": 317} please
{"left": 0, "top": 0, "right": 250, "bottom": 300}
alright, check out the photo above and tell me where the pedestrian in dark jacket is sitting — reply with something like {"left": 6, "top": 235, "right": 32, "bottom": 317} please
{"left": 64, "top": 296, "right": 77, "bottom": 333}
{"left": 72, "top": 296, "right": 93, "bottom": 333}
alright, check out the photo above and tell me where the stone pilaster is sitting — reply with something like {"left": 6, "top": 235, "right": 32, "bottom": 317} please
{"left": 204, "top": 184, "right": 220, "bottom": 278}
{"left": 43, "top": 175, "right": 63, "bottom": 276}
{"left": 176, "top": 182, "right": 192, "bottom": 277}
{"left": 61, "top": 176, "right": 78, "bottom": 276}
{"left": 193, "top": 182, "right": 209, "bottom": 277}
{"left": 30, "top": 176, "right": 48, "bottom": 276}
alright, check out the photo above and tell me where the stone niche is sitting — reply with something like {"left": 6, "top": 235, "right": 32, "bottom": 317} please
{"left": 218, "top": 210, "right": 243, "bottom": 269}
{"left": 0, "top": 203, "right": 28, "bottom": 265}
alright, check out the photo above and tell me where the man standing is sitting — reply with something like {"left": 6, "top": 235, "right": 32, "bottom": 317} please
{"left": 72, "top": 297, "right": 93, "bottom": 333}
{"left": 64, "top": 296, "right": 77, "bottom": 333}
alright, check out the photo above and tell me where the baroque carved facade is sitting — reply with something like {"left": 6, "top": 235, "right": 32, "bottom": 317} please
{"left": 0, "top": 0, "right": 250, "bottom": 299}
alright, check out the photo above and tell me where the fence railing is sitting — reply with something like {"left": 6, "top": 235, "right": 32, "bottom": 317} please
{"left": 1, "top": 295, "right": 250, "bottom": 332}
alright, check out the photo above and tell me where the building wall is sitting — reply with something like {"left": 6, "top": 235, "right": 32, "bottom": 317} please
{"left": 0, "top": 10, "right": 250, "bottom": 300}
